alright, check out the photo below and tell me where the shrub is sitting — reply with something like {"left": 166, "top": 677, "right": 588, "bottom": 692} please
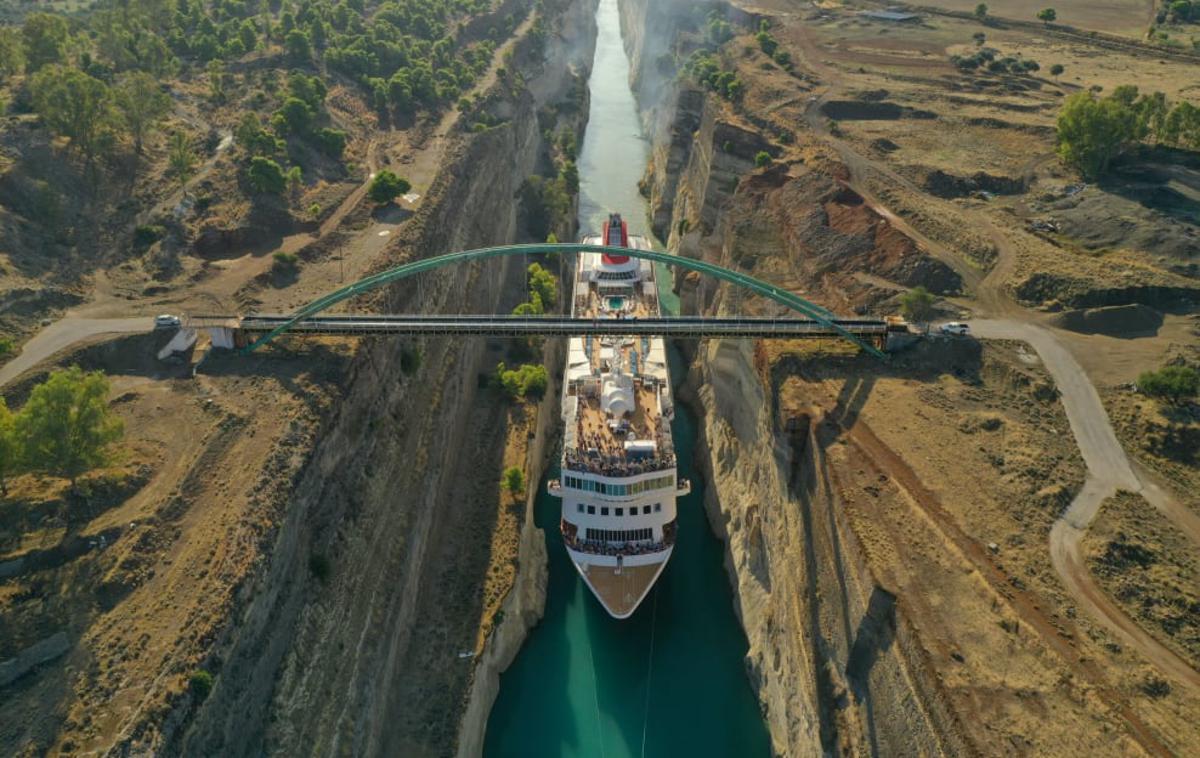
{"left": 189, "top": 670, "right": 214, "bottom": 700}
{"left": 246, "top": 157, "right": 287, "bottom": 195}
{"left": 0, "top": 337, "right": 12, "bottom": 358}
{"left": 494, "top": 362, "right": 549, "bottom": 399}
{"left": 314, "top": 127, "right": 347, "bottom": 158}
{"left": 1137, "top": 365, "right": 1199, "bottom": 403}
{"left": 899, "top": 286, "right": 937, "bottom": 323}
{"left": 368, "top": 170, "right": 411, "bottom": 204}
{"left": 134, "top": 224, "right": 165, "bottom": 248}
{"left": 503, "top": 465, "right": 525, "bottom": 499}
{"left": 272, "top": 251, "right": 299, "bottom": 273}
{"left": 755, "top": 151, "right": 772, "bottom": 168}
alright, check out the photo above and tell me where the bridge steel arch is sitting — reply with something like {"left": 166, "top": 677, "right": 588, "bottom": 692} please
{"left": 242, "top": 244, "right": 888, "bottom": 359}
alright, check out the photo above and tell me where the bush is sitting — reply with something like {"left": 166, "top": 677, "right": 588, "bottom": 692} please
{"left": 133, "top": 225, "right": 165, "bottom": 248}
{"left": 1137, "top": 365, "right": 1199, "bottom": 403}
{"left": 0, "top": 336, "right": 14, "bottom": 358}
{"left": 503, "top": 465, "right": 525, "bottom": 499}
{"left": 189, "top": 670, "right": 214, "bottom": 700}
{"left": 494, "top": 362, "right": 549, "bottom": 399}
{"left": 314, "top": 127, "right": 347, "bottom": 158}
{"left": 368, "top": 170, "right": 411, "bottom": 204}
{"left": 246, "top": 156, "right": 287, "bottom": 195}
{"left": 755, "top": 151, "right": 771, "bottom": 168}
{"left": 518, "top": 175, "right": 569, "bottom": 240}
{"left": 272, "top": 251, "right": 299, "bottom": 273}
{"left": 899, "top": 286, "right": 937, "bottom": 323}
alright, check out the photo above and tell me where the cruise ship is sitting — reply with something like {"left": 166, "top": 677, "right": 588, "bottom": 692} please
{"left": 547, "top": 213, "right": 690, "bottom": 619}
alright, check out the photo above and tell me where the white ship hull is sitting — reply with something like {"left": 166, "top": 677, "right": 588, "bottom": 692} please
{"left": 550, "top": 214, "right": 682, "bottom": 619}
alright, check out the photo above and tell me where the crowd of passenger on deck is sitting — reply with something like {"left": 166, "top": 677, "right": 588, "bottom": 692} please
{"left": 564, "top": 447, "right": 675, "bottom": 477}
{"left": 561, "top": 535, "right": 673, "bottom": 556}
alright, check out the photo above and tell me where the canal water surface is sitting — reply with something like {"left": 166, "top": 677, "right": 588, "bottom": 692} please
{"left": 483, "top": 1, "right": 771, "bottom": 755}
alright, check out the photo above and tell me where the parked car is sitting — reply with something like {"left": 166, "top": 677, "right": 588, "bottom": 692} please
{"left": 154, "top": 314, "right": 182, "bottom": 330}
{"left": 939, "top": 322, "right": 970, "bottom": 336}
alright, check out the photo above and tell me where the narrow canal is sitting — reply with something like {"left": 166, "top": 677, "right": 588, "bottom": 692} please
{"left": 483, "top": 1, "right": 771, "bottom": 755}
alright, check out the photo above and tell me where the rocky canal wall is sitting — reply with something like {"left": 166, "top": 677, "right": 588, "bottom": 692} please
{"left": 176, "top": 1, "right": 598, "bottom": 755}
{"left": 620, "top": 0, "right": 965, "bottom": 754}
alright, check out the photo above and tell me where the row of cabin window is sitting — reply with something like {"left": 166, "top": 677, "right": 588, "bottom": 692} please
{"left": 562, "top": 474, "right": 673, "bottom": 496}
{"left": 577, "top": 503, "right": 662, "bottom": 517}
{"left": 586, "top": 527, "right": 653, "bottom": 542}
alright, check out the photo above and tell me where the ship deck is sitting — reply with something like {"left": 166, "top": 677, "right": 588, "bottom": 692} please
{"left": 574, "top": 387, "right": 660, "bottom": 456}
{"left": 575, "top": 558, "right": 668, "bottom": 619}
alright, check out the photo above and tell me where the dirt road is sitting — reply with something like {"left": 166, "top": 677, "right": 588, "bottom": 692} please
{"left": 0, "top": 318, "right": 151, "bottom": 389}
{"left": 972, "top": 319, "right": 1200, "bottom": 690}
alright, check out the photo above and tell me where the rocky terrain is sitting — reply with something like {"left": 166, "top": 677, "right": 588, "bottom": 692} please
{"left": 622, "top": 0, "right": 1200, "bottom": 754}
{"left": 0, "top": 0, "right": 596, "bottom": 754}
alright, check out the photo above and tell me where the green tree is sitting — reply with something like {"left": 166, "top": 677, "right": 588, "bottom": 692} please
{"left": 1162, "top": 100, "right": 1200, "bottom": 148}
{"left": 899, "top": 286, "right": 937, "bottom": 323}
{"left": 519, "top": 175, "right": 569, "bottom": 240}
{"left": 31, "top": 66, "right": 115, "bottom": 165}
{"left": 0, "top": 398, "right": 20, "bottom": 496}
{"left": 495, "top": 362, "right": 549, "bottom": 399}
{"left": 503, "top": 465, "right": 525, "bottom": 501}
{"left": 974, "top": 3, "right": 989, "bottom": 20}
{"left": 246, "top": 156, "right": 288, "bottom": 194}
{"left": 272, "top": 97, "right": 314, "bottom": 135}
{"left": 527, "top": 263, "right": 557, "bottom": 309}
{"left": 236, "top": 113, "right": 282, "bottom": 156}
{"left": 238, "top": 19, "right": 258, "bottom": 52}
{"left": 755, "top": 151, "right": 772, "bottom": 168}
{"left": 22, "top": 13, "right": 68, "bottom": 72}
{"left": 168, "top": 132, "right": 196, "bottom": 186}
{"left": 755, "top": 31, "right": 778, "bottom": 57}
{"left": 1049, "top": 63, "right": 1064, "bottom": 78}
{"left": 207, "top": 59, "right": 226, "bottom": 100}
{"left": 0, "top": 28, "right": 25, "bottom": 80}
{"left": 17, "top": 366, "right": 124, "bottom": 489}
{"left": 284, "top": 29, "right": 311, "bottom": 64}
{"left": 1037, "top": 7, "right": 1057, "bottom": 23}
{"left": 368, "top": 170, "right": 411, "bottom": 204}
{"left": 115, "top": 72, "right": 170, "bottom": 157}
{"left": 1055, "top": 91, "right": 1138, "bottom": 179}
{"left": 559, "top": 160, "right": 579, "bottom": 195}
{"left": 1138, "top": 365, "right": 1199, "bottom": 403}
{"left": 189, "top": 670, "right": 214, "bottom": 700}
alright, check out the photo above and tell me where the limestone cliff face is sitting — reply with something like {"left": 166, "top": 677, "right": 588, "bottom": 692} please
{"left": 176, "top": 2, "right": 596, "bottom": 755}
{"left": 622, "top": 0, "right": 964, "bottom": 754}
{"left": 686, "top": 341, "right": 958, "bottom": 757}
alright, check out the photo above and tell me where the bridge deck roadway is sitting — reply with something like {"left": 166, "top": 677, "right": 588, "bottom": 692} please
{"left": 224, "top": 314, "right": 894, "bottom": 339}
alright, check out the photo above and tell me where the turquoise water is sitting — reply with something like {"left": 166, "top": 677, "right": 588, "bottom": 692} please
{"left": 483, "top": 1, "right": 771, "bottom": 755}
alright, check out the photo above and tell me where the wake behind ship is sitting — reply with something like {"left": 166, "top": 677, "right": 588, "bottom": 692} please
{"left": 547, "top": 213, "right": 690, "bottom": 619}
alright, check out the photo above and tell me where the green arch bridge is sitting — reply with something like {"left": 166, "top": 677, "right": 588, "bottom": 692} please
{"left": 232, "top": 244, "right": 893, "bottom": 359}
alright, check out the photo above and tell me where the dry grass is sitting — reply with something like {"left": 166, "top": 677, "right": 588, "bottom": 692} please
{"left": 1084, "top": 491, "right": 1200, "bottom": 669}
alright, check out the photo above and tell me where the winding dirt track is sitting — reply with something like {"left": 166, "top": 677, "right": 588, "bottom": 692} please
{"left": 972, "top": 319, "right": 1200, "bottom": 691}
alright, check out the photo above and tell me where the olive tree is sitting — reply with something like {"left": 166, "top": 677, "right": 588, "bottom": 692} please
{"left": 17, "top": 366, "right": 124, "bottom": 489}
{"left": 0, "top": 398, "right": 20, "bottom": 496}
